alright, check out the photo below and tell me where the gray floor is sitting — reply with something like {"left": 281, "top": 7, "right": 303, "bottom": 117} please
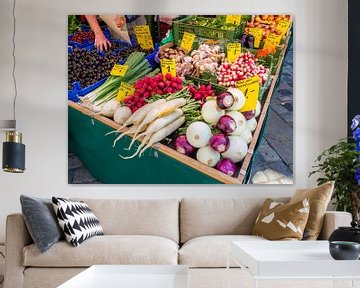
{"left": 68, "top": 42, "right": 293, "bottom": 184}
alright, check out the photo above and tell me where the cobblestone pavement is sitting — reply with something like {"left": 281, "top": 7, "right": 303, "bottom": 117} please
{"left": 68, "top": 43, "right": 293, "bottom": 184}
{"left": 250, "top": 42, "right": 293, "bottom": 184}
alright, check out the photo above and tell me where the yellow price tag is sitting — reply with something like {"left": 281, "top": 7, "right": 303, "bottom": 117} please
{"left": 110, "top": 64, "right": 128, "bottom": 77}
{"left": 180, "top": 32, "right": 195, "bottom": 52}
{"left": 263, "top": 34, "right": 282, "bottom": 52}
{"left": 227, "top": 43, "right": 241, "bottom": 63}
{"left": 117, "top": 82, "right": 135, "bottom": 101}
{"left": 160, "top": 58, "right": 176, "bottom": 77}
{"left": 134, "top": 25, "right": 154, "bottom": 50}
{"left": 248, "top": 28, "right": 263, "bottom": 48}
{"left": 236, "top": 75, "right": 260, "bottom": 111}
{"left": 277, "top": 19, "right": 291, "bottom": 36}
{"left": 225, "top": 15, "right": 241, "bottom": 25}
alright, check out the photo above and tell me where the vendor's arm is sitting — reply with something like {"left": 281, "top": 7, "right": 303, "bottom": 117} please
{"left": 85, "top": 15, "right": 111, "bottom": 51}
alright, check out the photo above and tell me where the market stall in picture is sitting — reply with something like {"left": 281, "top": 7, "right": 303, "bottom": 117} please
{"left": 68, "top": 15, "right": 293, "bottom": 184}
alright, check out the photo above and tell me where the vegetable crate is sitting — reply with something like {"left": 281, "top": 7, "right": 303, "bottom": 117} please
{"left": 173, "top": 16, "right": 245, "bottom": 47}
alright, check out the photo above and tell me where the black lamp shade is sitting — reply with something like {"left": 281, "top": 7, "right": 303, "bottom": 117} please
{"left": 2, "top": 139, "right": 25, "bottom": 173}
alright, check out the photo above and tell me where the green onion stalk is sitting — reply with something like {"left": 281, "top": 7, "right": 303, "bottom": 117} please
{"left": 81, "top": 52, "right": 159, "bottom": 110}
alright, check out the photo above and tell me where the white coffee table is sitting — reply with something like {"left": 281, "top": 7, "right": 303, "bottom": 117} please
{"left": 58, "top": 265, "right": 189, "bottom": 288}
{"left": 228, "top": 241, "right": 360, "bottom": 288}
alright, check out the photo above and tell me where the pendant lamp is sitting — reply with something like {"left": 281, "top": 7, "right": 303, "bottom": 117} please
{"left": 1, "top": 0, "right": 26, "bottom": 173}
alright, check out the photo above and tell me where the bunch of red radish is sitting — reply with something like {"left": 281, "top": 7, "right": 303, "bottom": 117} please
{"left": 217, "top": 52, "right": 269, "bottom": 87}
{"left": 188, "top": 84, "right": 215, "bottom": 102}
{"left": 123, "top": 73, "right": 183, "bottom": 112}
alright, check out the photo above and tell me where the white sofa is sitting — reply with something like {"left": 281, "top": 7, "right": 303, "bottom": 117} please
{"left": 4, "top": 198, "right": 352, "bottom": 288}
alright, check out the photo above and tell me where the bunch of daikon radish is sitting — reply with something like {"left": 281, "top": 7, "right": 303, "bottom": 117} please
{"left": 108, "top": 92, "right": 200, "bottom": 159}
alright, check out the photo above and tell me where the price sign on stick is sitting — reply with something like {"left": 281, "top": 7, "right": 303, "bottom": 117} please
{"left": 134, "top": 25, "right": 154, "bottom": 50}
{"left": 263, "top": 34, "right": 282, "bottom": 52}
{"left": 180, "top": 32, "right": 196, "bottom": 52}
{"left": 277, "top": 19, "right": 291, "bottom": 36}
{"left": 117, "top": 82, "right": 135, "bottom": 101}
{"left": 248, "top": 27, "right": 263, "bottom": 48}
{"left": 110, "top": 64, "right": 128, "bottom": 77}
{"left": 226, "top": 15, "right": 242, "bottom": 25}
{"left": 227, "top": 43, "right": 241, "bottom": 63}
{"left": 236, "top": 75, "right": 260, "bottom": 111}
{"left": 160, "top": 58, "right": 176, "bottom": 77}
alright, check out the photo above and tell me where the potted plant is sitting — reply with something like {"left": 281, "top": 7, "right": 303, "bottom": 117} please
{"left": 309, "top": 115, "right": 360, "bottom": 222}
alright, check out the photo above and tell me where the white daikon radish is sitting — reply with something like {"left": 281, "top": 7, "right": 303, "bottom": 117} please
{"left": 221, "top": 136, "right": 248, "bottom": 163}
{"left": 201, "top": 100, "right": 225, "bottom": 124}
{"left": 114, "top": 106, "right": 132, "bottom": 124}
{"left": 100, "top": 99, "right": 120, "bottom": 118}
{"left": 227, "top": 88, "right": 245, "bottom": 111}
{"left": 196, "top": 146, "right": 220, "bottom": 167}
{"left": 186, "top": 121, "right": 212, "bottom": 148}
{"left": 226, "top": 111, "right": 247, "bottom": 136}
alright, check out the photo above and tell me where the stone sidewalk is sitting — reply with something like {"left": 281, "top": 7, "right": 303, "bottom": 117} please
{"left": 250, "top": 42, "right": 293, "bottom": 184}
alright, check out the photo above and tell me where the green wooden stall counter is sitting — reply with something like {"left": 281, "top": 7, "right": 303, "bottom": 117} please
{"left": 68, "top": 102, "right": 241, "bottom": 184}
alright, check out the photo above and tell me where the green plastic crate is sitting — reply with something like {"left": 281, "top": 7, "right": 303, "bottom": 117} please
{"left": 173, "top": 16, "right": 245, "bottom": 46}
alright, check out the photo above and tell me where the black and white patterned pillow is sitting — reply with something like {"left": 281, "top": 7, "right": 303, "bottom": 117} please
{"left": 52, "top": 197, "right": 103, "bottom": 247}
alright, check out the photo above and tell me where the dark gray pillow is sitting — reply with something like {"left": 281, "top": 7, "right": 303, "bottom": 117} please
{"left": 20, "top": 195, "right": 64, "bottom": 253}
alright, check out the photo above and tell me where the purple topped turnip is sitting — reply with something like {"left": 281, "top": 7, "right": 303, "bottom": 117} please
{"left": 175, "top": 135, "right": 195, "bottom": 156}
{"left": 217, "top": 115, "right": 237, "bottom": 134}
{"left": 209, "top": 134, "right": 230, "bottom": 153}
{"left": 216, "top": 158, "right": 237, "bottom": 176}
{"left": 216, "top": 92, "right": 234, "bottom": 109}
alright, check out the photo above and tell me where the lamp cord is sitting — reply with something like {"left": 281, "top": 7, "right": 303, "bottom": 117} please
{"left": 0, "top": 251, "right": 4, "bottom": 284}
{"left": 11, "top": 0, "right": 17, "bottom": 129}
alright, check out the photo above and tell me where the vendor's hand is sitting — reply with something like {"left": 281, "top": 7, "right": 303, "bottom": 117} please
{"left": 95, "top": 32, "right": 111, "bottom": 51}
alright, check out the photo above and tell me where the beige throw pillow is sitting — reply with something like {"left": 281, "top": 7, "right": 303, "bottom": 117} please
{"left": 252, "top": 198, "right": 310, "bottom": 240}
{"left": 290, "top": 181, "right": 334, "bottom": 240}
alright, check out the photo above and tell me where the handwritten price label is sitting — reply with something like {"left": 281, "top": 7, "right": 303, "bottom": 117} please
{"left": 180, "top": 32, "right": 196, "bottom": 52}
{"left": 117, "top": 82, "right": 135, "bottom": 101}
{"left": 160, "top": 58, "right": 176, "bottom": 77}
{"left": 225, "top": 15, "right": 242, "bottom": 25}
{"left": 263, "top": 34, "right": 282, "bottom": 52}
{"left": 248, "top": 27, "right": 263, "bottom": 48}
{"left": 277, "top": 19, "right": 291, "bottom": 36}
{"left": 236, "top": 75, "right": 260, "bottom": 111}
{"left": 227, "top": 43, "right": 241, "bottom": 63}
{"left": 110, "top": 64, "right": 128, "bottom": 77}
{"left": 134, "top": 25, "right": 154, "bottom": 50}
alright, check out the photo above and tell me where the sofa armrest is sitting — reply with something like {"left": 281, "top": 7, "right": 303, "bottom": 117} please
{"left": 318, "top": 211, "right": 352, "bottom": 240}
{"left": 4, "top": 214, "right": 33, "bottom": 288}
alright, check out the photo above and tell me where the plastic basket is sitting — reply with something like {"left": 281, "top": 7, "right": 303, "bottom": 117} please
{"left": 173, "top": 16, "right": 245, "bottom": 46}
{"left": 68, "top": 26, "right": 111, "bottom": 48}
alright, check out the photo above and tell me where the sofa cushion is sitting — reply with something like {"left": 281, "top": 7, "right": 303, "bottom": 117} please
{"left": 180, "top": 198, "right": 289, "bottom": 243}
{"left": 290, "top": 181, "right": 334, "bottom": 240}
{"left": 20, "top": 195, "right": 64, "bottom": 253}
{"left": 72, "top": 199, "right": 179, "bottom": 243}
{"left": 179, "top": 235, "right": 267, "bottom": 268}
{"left": 52, "top": 197, "right": 104, "bottom": 247}
{"left": 23, "top": 235, "right": 179, "bottom": 267}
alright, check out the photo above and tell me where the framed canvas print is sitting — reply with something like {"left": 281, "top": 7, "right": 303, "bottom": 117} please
{"left": 68, "top": 14, "right": 293, "bottom": 184}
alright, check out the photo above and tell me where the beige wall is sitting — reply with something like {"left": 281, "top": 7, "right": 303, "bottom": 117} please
{"left": 0, "top": 0, "right": 348, "bottom": 242}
